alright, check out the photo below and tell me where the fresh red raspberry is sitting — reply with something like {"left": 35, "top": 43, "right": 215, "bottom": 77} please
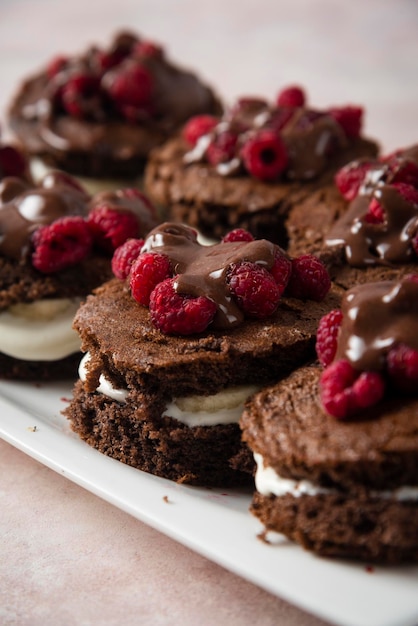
{"left": 129, "top": 252, "right": 172, "bottom": 306}
{"left": 87, "top": 206, "right": 139, "bottom": 253}
{"left": 270, "top": 250, "right": 292, "bottom": 296}
{"left": 364, "top": 195, "right": 385, "bottom": 224}
{"left": 182, "top": 114, "right": 218, "bottom": 146}
{"left": 32, "top": 216, "right": 92, "bottom": 273}
{"left": 334, "top": 160, "right": 373, "bottom": 201}
{"left": 206, "top": 130, "right": 238, "bottom": 165}
{"left": 46, "top": 55, "right": 68, "bottom": 80}
{"left": 111, "top": 238, "right": 144, "bottom": 280}
{"left": 227, "top": 261, "right": 281, "bottom": 318}
{"left": 61, "top": 73, "right": 102, "bottom": 118}
{"left": 149, "top": 277, "right": 217, "bottom": 335}
{"left": 276, "top": 85, "right": 306, "bottom": 108}
{"left": 104, "top": 62, "right": 153, "bottom": 113}
{"left": 328, "top": 105, "right": 363, "bottom": 138}
{"left": 241, "top": 130, "right": 288, "bottom": 181}
{"left": 221, "top": 229, "right": 254, "bottom": 243}
{"left": 320, "top": 359, "right": 385, "bottom": 419}
{"left": 385, "top": 154, "right": 418, "bottom": 187}
{"left": 315, "top": 309, "right": 344, "bottom": 367}
{"left": 365, "top": 182, "right": 418, "bottom": 225}
{"left": 0, "top": 145, "right": 27, "bottom": 178}
{"left": 133, "top": 40, "right": 164, "bottom": 59}
{"left": 387, "top": 343, "right": 418, "bottom": 392}
{"left": 285, "top": 255, "right": 331, "bottom": 301}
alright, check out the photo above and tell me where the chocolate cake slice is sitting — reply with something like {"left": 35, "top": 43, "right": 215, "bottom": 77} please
{"left": 8, "top": 30, "right": 222, "bottom": 181}
{"left": 241, "top": 277, "right": 418, "bottom": 563}
{"left": 144, "top": 87, "right": 378, "bottom": 246}
{"left": 0, "top": 171, "right": 158, "bottom": 379}
{"left": 65, "top": 222, "right": 341, "bottom": 486}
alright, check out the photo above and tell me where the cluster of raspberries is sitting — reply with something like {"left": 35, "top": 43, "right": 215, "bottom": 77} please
{"left": 315, "top": 277, "right": 418, "bottom": 420}
{"left": 112, "top": 225, "right": 331, "bottom": 335}
{"left": 45, "top": 33, "right": 162, "bottom": 123}
{"left": 182, "top": 85, "right": 363, "bottom": 182}
{"left": 31, "top": 176, "right": 155, "bottom": 273}
{"left": 335, "top": 149, "right": 418, "bottom": 232}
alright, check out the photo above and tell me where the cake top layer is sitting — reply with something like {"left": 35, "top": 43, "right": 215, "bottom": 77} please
{"left": 182, "top": 85, "right": 371, "bottom": 183}
{"left": 326, "top": 144, "right": 418, "bottom": 266}
{"left": 0, "top": 171, "right": 158, "bottom": 270}
{"left": 111, "top": 222, "right": 331, "bottom": 335}
{"left": 316, "top": 275, "right": 418, "bottom": 420}
{"left": 8, "top": 30, "right": 222, "bottom": 171}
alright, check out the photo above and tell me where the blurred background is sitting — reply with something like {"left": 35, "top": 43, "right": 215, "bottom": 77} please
{"left": 0, "top": 0, "right": 417, "bottom": 152}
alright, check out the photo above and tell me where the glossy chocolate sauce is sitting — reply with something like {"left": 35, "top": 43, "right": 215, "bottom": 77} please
{"left": 142, "top": 223, "right": 278, "bottom": 328}
{"left": 185, "top": 99, "right": 347, "bottom": 181}
{"left": 335, "top": 278, "right": 418, "bottom": 371}
{"left": 326, "top": 146, "right": 418, "bottom": 266}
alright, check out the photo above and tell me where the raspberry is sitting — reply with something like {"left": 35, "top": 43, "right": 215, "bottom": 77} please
{"left": 285, "top": 255, "right": 331, "bottom": 301}
{"left": 206, "top": 130, "right": 238, "bottom": 165}
{"left": 129, "top": 252, "right": 172, "bottom": 306}
{"left": 328, "top": 105, "right": 363, "bottom": 138}
{"left": 365, "top": 195, "right": 385, "bottom": 224}
{"left": 149, "top": 277, "right": 217, "bottom": 335}
{"left": 61, "top": 73, "right": 102, "bottom": 118}
{"left": 335, "top": 160, "right": 373, "bottom": 201}
{"left": 320, "top": 359, "right": 385, "bottom": 419}
{"left": 385, "top": 155, "right": 418, "bottom": 187}
{"left": 0, "top": 145, "right": 27, "bottom": 178}
{"left": 104, "top": 62, "right": 153, "bottom": 113}
{"left": 183, "top": 115, "right": 218, "bottom": 146}
{"left": 270, "top": 250, "right": 292, "bottom": 296}
{"left": 87, "top": 206, "right": 139, "bottom": 253}
{"left": 315, "top": 309, "right": 344, "bottom": 367}
{"left": 221, "top": 229, "right": 254, "bottom": 243}
{"left": 32, "top": 216, "right": 92, "bottom": 273}
{"left": 134, "top": 40, "right": 164, "bottom": 59}
{"left": 227, "top": 261, "right": 281, "bottom": 318}
{"left": 387, "top": 343, "right": 418, "bottom": 392}
{"left": 241, "top": 130, "right": 288, "bottom": 181}
{"left": 111, "top": 238, "right": 144, "bottom": 280}
{"left": 46, "top": 55, "right": 68, "bottom": 80}
{"left": 276, "top": 85, "right": 306, "bottom": 108}
{"left": 366, "top": 182, "right": 418, "bottom": 225}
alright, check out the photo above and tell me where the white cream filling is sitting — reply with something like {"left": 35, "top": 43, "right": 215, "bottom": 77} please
{"left": 0, "top": 298, "right": 81, "bottom": 360}
{"left": 78, "top": 352, "right": 259, "bottom": 427}
{"left": 254, "top": 453, "right": 418, "bottom": 502}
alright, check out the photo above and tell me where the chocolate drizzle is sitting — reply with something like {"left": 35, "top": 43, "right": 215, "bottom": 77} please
{"left": 142, "top": 223, "right": 278, "bottom": 328}
{"left": 335, "top": 278, "right": 418, "bottom": 371}
{"left": 326, "top": 146, "right": 418, "bottom": 266}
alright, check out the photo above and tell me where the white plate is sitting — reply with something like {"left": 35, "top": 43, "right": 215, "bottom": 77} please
{"left": 1, "top": 379, "right": 418, "bottom": 626}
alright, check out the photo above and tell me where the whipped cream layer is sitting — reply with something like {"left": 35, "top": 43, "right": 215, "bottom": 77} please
{"left": 0, "top": 298, "right": 81, "bottom": 360}
{"left": 254, "top": 453, "right": 418, "bottom": 502}
{"left": 79, "top": 352, "right": 258, "bottom": 427}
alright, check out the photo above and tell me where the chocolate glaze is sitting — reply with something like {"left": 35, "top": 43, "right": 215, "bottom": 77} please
{"left": 185, "top": 99, "right": 348, "bottom": 181}
{"left": 335, "top": 278, "right": 418, "bottom": 371}
{"left": 142, "top": 223, "right": 278, "bottom": 328}
{"left": 326, "top": 146, "right": 418, "bottom": 266}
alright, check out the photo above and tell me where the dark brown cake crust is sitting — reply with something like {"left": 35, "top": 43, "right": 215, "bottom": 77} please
{"left": 241, "top": 364, "right": 418, "bottom": 562}
{"left": 144, "top": 135, "right": 378, "bottom": 245}
{"left": 65, "top": 278, "right": 342, "bottom": 485}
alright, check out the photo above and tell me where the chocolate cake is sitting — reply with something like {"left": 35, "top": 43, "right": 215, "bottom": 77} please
{"left": 8, "top": 31, "right": 222, "bottom": 181}
{"left": 241, "top": 277, "right": 418, "bottom": 563}
{"left": 0, "top": 171, "right": 158, "bottom": 379}
{"left": 65, "top": 222, "right": 341, "bottom": 486}
{"left": 144, "top": 87, "right": 378, "bottom": 245}
{"left": 287, "top": 144, "right": 418, "bottom": 290}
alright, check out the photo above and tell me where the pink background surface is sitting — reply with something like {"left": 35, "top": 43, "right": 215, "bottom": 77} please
{"left": 1, "top": 1, "right": 418, "bottom": 624}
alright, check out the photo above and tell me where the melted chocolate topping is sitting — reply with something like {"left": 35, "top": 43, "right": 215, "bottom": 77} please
{"left": 335, "top": 278, "right": 418, "bottom": 371}
{"left": 326, "top": 146, "right": 418, "bottom": 266}
{"left": 185, "top": 98, "right": 348, "bottom": 181}
{"left": 142, "top": 223, "right": 278, "bottom": 328}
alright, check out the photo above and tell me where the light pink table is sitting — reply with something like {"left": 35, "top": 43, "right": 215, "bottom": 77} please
{"left": 1, "top": 2, "right": 417, "bottom": 624}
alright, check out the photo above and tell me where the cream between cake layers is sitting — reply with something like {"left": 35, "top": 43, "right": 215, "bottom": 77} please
{"left": 64, "top": 222, "right": 340, "bottom": 486}
{"left": 0, "top": 171, "right": 158, "bottom": 379}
